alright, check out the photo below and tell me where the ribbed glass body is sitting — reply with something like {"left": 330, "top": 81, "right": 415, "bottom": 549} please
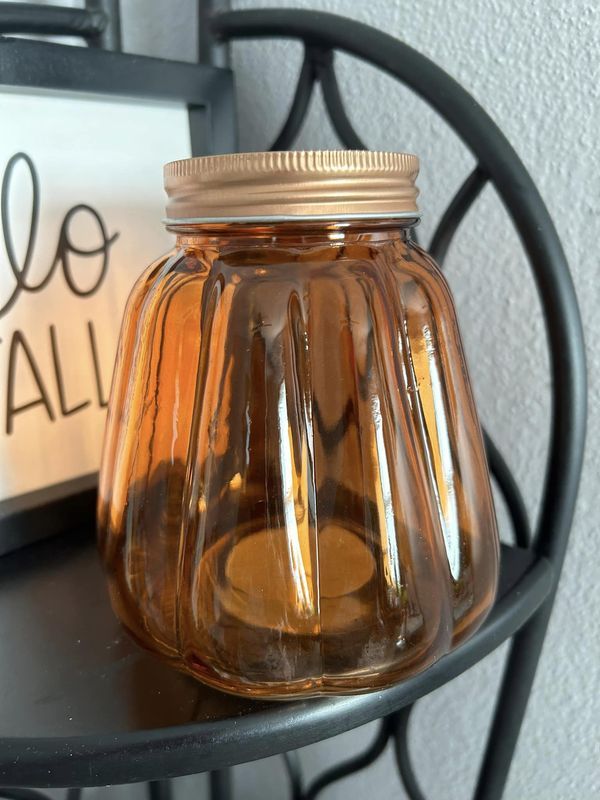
{"left": 98, "top": 220, "right": 499, "bottom": 698}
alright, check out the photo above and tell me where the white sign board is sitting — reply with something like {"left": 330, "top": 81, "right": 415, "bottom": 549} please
{"left": 0, "top": 89, "right": 190, "bottom": 503}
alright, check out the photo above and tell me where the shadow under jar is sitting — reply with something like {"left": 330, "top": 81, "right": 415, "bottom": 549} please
{"left": 98, "top": 150, "right": 499, "bottom": 699}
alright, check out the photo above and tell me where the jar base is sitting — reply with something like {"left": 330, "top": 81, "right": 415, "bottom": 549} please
{"left": 177, "top": 647, "right": 446, "bottom": 700}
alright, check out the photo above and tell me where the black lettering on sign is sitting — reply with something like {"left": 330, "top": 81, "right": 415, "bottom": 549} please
{"left": 0, "top": 152, "right": 121, "bottom": 437}
{"left": 88, "top": 320, "right": 109, "bottom": 408}
{"left": 0, "top": 152, "right": 119, "bottom": 319}
{"left": 6, "top": 329, "right": 55, "bottom": 435}
{"left": 49, "top": 325, "right": 91, "bottom": 417}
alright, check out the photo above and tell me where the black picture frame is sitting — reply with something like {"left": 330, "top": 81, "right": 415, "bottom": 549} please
{"left": 0, "top": 34, "right": 236, "bottom": 554}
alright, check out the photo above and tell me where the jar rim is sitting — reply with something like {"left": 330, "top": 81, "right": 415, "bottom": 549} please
{"left": 164, "top": 211, "right": 421, "bottom": 226}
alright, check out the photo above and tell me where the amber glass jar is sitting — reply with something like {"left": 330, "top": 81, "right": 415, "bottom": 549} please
{"left": 98, "top": 151, "right": 499, "bottom": 698}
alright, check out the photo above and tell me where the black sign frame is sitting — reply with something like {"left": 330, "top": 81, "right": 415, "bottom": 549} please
{"left": 0, "top": 33, "right": 236, "bottom": 553}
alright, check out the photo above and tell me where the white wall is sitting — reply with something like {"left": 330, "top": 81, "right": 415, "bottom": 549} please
{"left": 110, "top": 1, "right": 600, "bottom": 798}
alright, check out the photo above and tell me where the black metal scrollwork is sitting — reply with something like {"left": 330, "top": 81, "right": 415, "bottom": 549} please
{"left": 0, "top": 5, "right": 585, "bottom": 800}
{"left": 213, "top": 7, "right": 585, "bottom": 800}
{"left": 266, "top": 44, "right": 531, "bottom": 558}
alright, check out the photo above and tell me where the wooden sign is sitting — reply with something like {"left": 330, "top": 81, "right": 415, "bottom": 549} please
{"left": 0, "top": 88, "right": 191, "bottom": 548}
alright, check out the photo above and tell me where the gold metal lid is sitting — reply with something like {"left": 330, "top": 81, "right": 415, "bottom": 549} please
{"left": 164, "top": 150, "right": 419, "bottom": 223}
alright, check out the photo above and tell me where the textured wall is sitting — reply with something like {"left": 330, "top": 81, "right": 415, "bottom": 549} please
{"left": 121, "top": 1, "right": 599, "bottom": 798}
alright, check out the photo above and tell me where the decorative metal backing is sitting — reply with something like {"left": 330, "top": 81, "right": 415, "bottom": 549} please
{"left": 205, "top": 12, "right": 586, "bottom": 799}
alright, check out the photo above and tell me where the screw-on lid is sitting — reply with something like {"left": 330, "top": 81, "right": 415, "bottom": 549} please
{"left": 164, "top": 150, "right": 419, "bottom": 223}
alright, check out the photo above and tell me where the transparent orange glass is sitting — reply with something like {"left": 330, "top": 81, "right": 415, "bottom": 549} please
{"left": 98, "top": 220, "right": 499, "bottom": 698}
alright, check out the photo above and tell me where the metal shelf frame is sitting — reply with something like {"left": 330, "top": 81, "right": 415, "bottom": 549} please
{"left": 0, "top": 4, "right": 587, "bottom": 800}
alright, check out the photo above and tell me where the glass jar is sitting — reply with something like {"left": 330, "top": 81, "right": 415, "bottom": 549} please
{"left": 98, "top": 151, "right": 499, "bottom": 698}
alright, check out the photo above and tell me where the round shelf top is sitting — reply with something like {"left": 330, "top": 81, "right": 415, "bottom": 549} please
{"left": 0, "top": 531, "right": 550, "bottom": 788}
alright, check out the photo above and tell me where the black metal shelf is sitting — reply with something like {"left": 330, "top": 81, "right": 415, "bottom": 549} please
{"left": 0, "top": 4, "right": 586, "bottom": 800}
{"left": 0, "top": 530, "right": 552, "bottom": 788}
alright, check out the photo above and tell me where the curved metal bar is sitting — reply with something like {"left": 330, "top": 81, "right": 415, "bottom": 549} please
{"left": 270, "top": 49, "right": 317, "bottom": 151}
{"left": 427, "top": 167, "right": 530, "bottom": 547}
{"left": 392, "top": 706, "right": 427, "bottom": 800}
{"left": 211, "top": 8, "right": 586, "bottom": 559}
{"left": 282, "top": 751, "right": 303, "bottom": 800}
{"left": 213, "top": 11, "right": 586, "bottom": 799}
{"left": 304, "top": 717, "right": 393, "bottom": 799}
{"left": 429, "top": 166, "right": 488, "bottom": 266}
{"left": 209, "top": 770, "right": 232, "bottom": 800}
{"left": 148, "top": 780, "right": 173, "bottom": 800}
{"left": 0, "top": 10, "right": 579, "bottom": 800}
{"left": 0, "top": 790, "right": 54, "bottom": 800}
{"left": 84, "top": 1, "right": 121, "bottom": 51}
{"left": 484, "top": 430, "right": 531, "bottom": 548}
{"left": 0, "top": 3, "right": 107, "bottom": 41}
{"left": 315, "top": 51, "right": 367, "bottom": 150}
